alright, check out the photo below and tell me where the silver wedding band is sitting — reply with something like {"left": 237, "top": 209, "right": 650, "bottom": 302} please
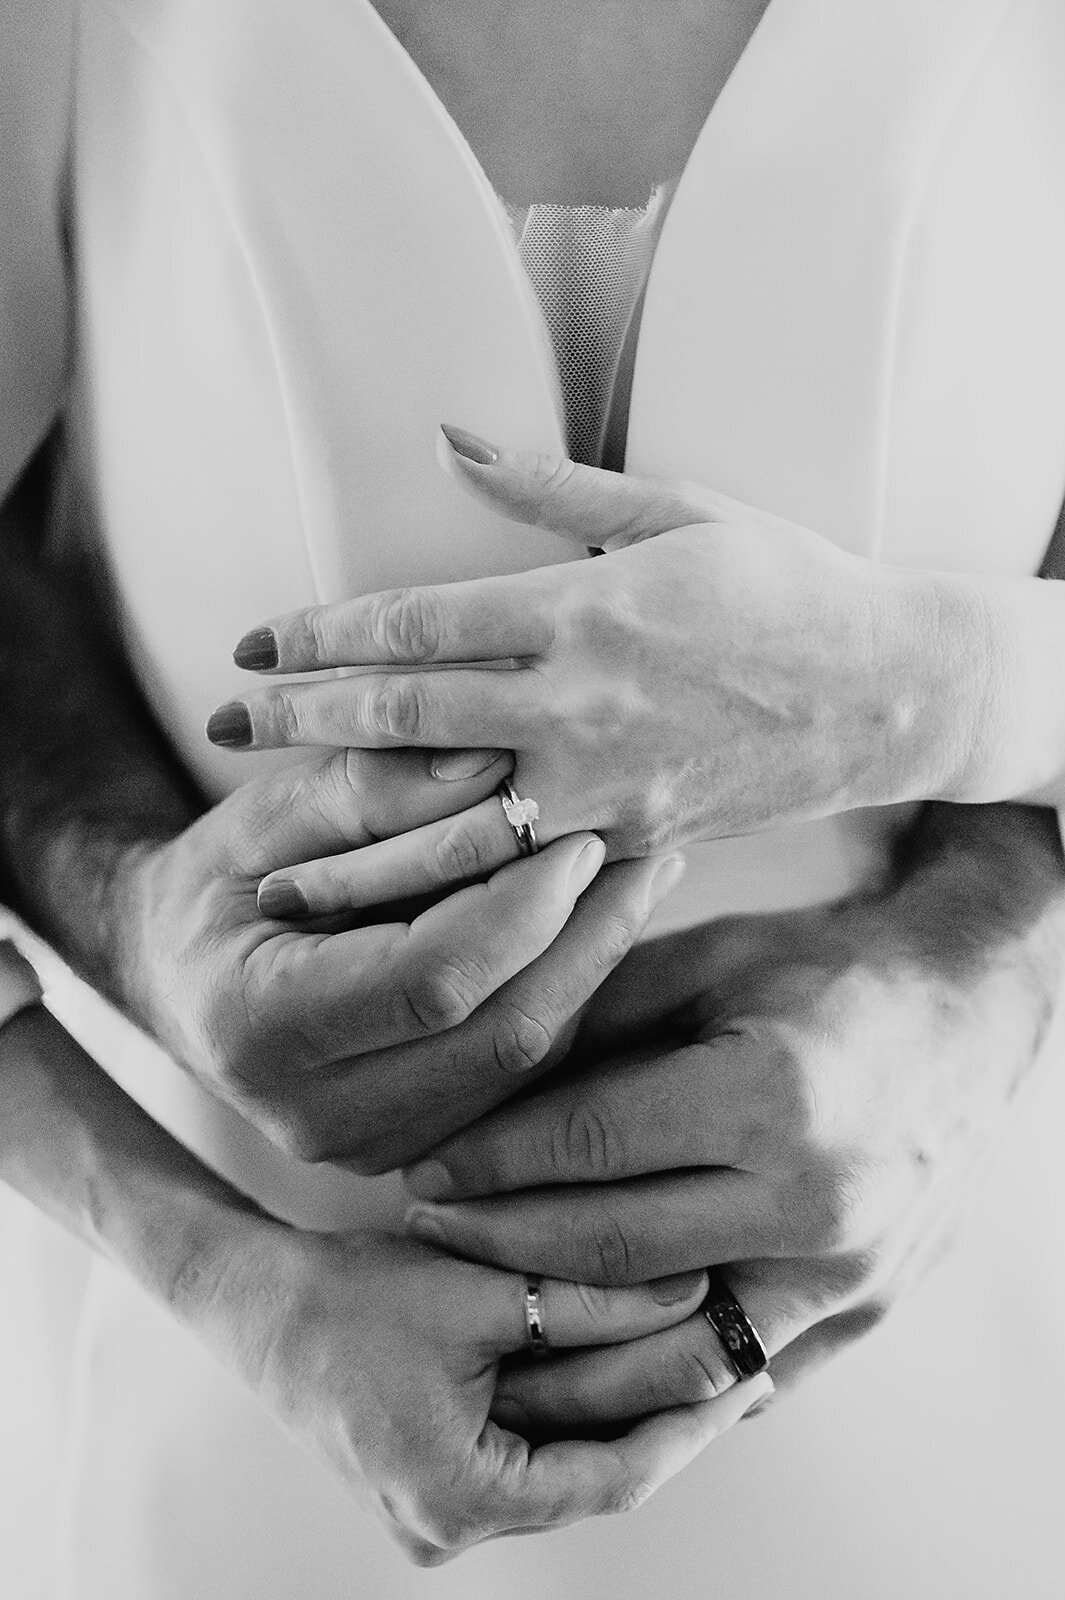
{"left": 498, "top": 779, "right": 540, "bottom": 856}
{"left": 701, "top": 1270, "right": 769, "bottom": 1381}
{"left": 523, "top": 1278, "right": 549, "bottom": 1358}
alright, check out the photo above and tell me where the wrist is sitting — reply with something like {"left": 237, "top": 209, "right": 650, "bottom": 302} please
{"left": 873, "top": 569, "right": 1000, "bottom": 808}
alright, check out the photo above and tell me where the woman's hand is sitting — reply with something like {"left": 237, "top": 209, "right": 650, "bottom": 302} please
{"left": 115, "top": 746, "right": 682, "bottom": 1170}
{"left": 210, "top": 431, "right": 997, "bottom": 856}
{"left": 402, "top": 804, "right": 1065, "bottom": 1430}
{"left": 183, "top": 1220, "right": 770, "bottom": 1565}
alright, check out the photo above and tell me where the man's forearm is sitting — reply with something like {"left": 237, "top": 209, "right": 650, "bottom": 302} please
{"left": 883, "top": 798, "right": 1065, "bottom": 1029}
{"left": 0, "top": 458, "right": 200, "bottom": 1001}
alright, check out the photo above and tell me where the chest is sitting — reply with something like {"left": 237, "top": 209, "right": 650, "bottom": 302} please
{"left": 366, "top": 0, "right": 772, "bottom": 203}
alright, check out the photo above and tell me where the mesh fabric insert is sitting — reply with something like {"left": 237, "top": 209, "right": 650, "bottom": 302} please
{"left": 504, "top": 187, "right": 671, "bottom": 466}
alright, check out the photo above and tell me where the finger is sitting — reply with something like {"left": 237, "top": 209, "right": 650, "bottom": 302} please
{"left": 469, "top": 1375, "right": 775, "bottom": 1537}
{"left": 210, "top": 746, "right": 512, "bottom": 879}
{"left": 206, "top": 666, "right": 540, "bottom": 754}
{"left": 257, "top": 793, "right": 520, "bottom": 919}
{"left": 438, "top": 425, "right": 717, "bottom": 551}
{"left": 233, "top": 574, "right": 555, "bottom": 675}
{"left": 479, "top": 1267, "right": 709, "bottom": 1355}
{"left": 278, "top": 833, "right": 606, "bottom": 1062}
{"left": 404, "top": 1035, "right": 755, "bottom": 1201}
{"left": 321, "top": 856, "right": 682, "bottom": 1171}
{"left": 495, "top": 1274, "right": 795, "bottom": 1432}
{"left": 406, "top": 1170, "right": 780, "bottom": 1284}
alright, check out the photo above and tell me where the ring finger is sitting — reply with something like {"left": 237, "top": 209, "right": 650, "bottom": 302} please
{"left": 257, "top": 794, "right": 522, "bottom": 918}
{"left": 493, "top": 1264, "right": 803, "bottom": 1432}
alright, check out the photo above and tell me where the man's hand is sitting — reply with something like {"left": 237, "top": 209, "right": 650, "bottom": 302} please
{"left": 404, "top": 803, "right": 1065, "bottom": 1429}
{"left": 117, "top": 746, "right": 681, "bottom": 1170}
{"left": 184, "top": 1223, "right": 768, "bottom": 1566}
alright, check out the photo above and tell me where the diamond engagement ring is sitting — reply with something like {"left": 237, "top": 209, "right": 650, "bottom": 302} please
{"left": 498, "top": 779, "right": 540, "bottom": 856}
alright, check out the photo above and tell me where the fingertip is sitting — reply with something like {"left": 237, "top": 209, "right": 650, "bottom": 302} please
{"left": 567, "top": 835, "right": 607, "bottom": 898}
{"left": 649, "top": 1268, "right": 708, "bottom": 1309}
{"left": 205, "top": 701, "right": 253, "bottom": 749}
{"left": 233, "top": 626, "right": 279, "bottom": 672}
{"left": 257, "top": 876, "right": 311, "bottom": 921}
{"left": 646, "top": 854, "right": 686, "bottom": 912}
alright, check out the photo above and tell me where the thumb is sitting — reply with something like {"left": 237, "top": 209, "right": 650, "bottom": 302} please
{"left": 437, "top": 424, "right": 713, "bottom": 550}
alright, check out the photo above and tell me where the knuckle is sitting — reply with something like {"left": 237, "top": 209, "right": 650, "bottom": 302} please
{"left": 269, "top": 686, "right": 304, "bottom": 745}
{"left": 366, "top": 678, "right": 427, "bottom": 743}
{"left": 560, "top": 578, "right": 635, "bottom": 650}
{"left": 599, "top": 1471, "right": 655, "bottom": 1518}
{"left": 304, "top": 605, "right": 333, "bottom": 663}
{"left": 489, "top": 1003, "right": 552, "bottom": 1076}
{"left": 665, "top": 1340, "right": 731, "bottom": 1404}
{"left": 516, "top": 453, "right": 582, "bottom": 523}
{"left": 407, "top": 1493, "right": 479, "bottom": 1554}
{"left": 820, "top": 1242, "right": 888, "bottom": 1302}
{"left": 432, "top": 817, "right": 494, "bottom": 884}
{"left": 585, "top": 1211, "right": 636, "bottom": 1285}
{"left": 371, "top": 588, "right": 441, "bottom": 664}
{"left": 551, "top": 1102, "right": 623, "bottom": 1180}
{"left": 756, "top": 1032, "right": 822, "bottom": 1150}
{"left": 399, "top": 961, "right": 483, "bottom": 1034}
{"left": 785, "top": 1163, "right": 867, "bottom": 1255}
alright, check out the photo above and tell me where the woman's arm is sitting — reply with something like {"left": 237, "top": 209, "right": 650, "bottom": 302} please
{"left": 213, "top": 432, "right": 1065, "bottom": 862}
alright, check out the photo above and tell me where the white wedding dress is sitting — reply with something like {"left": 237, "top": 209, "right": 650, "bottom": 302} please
{"left": 4, "top": 1, "right": 1065, "bottom": 1595}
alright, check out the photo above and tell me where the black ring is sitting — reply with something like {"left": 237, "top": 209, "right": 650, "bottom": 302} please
{"left": 701, "top": 1270, "right": 769, "bottom": 1381}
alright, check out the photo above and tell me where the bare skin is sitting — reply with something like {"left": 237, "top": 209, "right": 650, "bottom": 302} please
{"left": 370, "top": 0, "right": 772, "bottom": 203}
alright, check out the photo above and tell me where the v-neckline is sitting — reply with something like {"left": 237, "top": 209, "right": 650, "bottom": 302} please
{"left": 351, "top": 0, "right": 787, "bottom": 448}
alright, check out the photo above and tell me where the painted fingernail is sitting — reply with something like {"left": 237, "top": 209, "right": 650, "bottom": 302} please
{"left": 257, "top": 879, "right": 310, "bottom": 920}
{"left": 205, "top": 702, "right": 253, "bottom": 748}
{"left": 440, "top": 424, "right": 500, "bottom": 465}
{"left": 233, "top": 627, "right": 279, "bottom": 671}
{"left": 647, "top": 854, "right": 686, "bottom": 911}
{"left": 651, "top": 1269, "right": 706, "bottom": 1307}
{"left": 404, "top": 1160, "right": 453, "bottom": 1200}
{"left": 569, "top": 838, "right": 606, "bottom": 897}
{"left": 405, "top": 1205, "right": 448, "bottom": 1245}
{"left": 430, "top": 749, "right": 507, "bottom": 782}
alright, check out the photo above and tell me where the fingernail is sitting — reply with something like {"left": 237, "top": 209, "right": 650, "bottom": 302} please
{"left": 569, "top": 838, "right": 606, "bottom": 897}
{"left": 647, "top": 854, "right": 686, "bottom": 911}
{"left": 440, "top": 424, "right": 500, "bottom": 465}
{"left": 205, "top": 702, "right": 253, "bottom": 748}
{"left": 430, "top": 749, "right": 507, "bottom": 782}
{"left": 741, "top": 1375, "right": 776, "bottom": 1419}
{"left": 404, "top": 1160, "right": 453, "bottom": 1200}
{"left": 405, "top": 1205, "right": 448, "bottom": 1245}
{"left": 651, "top": 1269, "right": 706, "bottom": 1307}
{"left": 257, "top": 879, "right": 310, "bottom": 920}
{"left": 233, "top": 627, "right": 279, "bottom": 671}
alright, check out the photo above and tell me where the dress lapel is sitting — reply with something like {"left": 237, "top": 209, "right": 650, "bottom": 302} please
{"left": 238, "top": 0, "right": 569, "bottom": 604}
{"left": 628, "top": 0, "right": 1017, "bottom": 557}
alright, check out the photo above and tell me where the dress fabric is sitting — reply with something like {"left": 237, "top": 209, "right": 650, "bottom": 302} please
{"left": 4, "top": 1, "right": 1065, "bottom": 1596}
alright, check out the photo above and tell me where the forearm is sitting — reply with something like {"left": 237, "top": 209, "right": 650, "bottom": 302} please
{"left": 919, "top": 495, "right": 1065, "bottom": 810}
{"left": 874, "top": 799, "right": 1065, "bottom": 1030}
{"left": 0, "top": 1002, "right": 266, "bottom": 1317}
{"left": 0, "top": 465, "right": 201, "bottom": 1001}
